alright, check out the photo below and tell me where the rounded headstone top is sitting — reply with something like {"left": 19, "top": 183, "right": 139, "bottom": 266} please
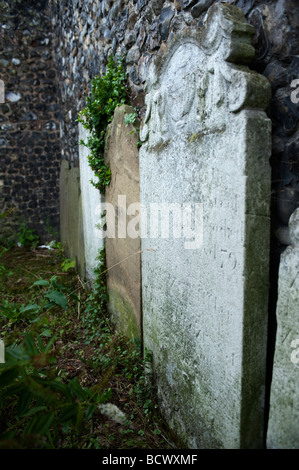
{"left": 289, "top": 207, "right": 299, "bottom": 245}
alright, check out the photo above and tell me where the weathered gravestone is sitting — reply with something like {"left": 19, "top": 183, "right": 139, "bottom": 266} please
{"left": 59, "top": 159, "right": 85, "bottom": 279}
{"left": 79, "top": 124, "right": 104, "bottom": 282}
{"left": 104, "top": 105, "right": 142, "bottom": 340}
{"left": 267, "top": 208, "right": 299, "bottom": 449}
{"left": 139, "top": 4, "right": 271, "bottom": 448}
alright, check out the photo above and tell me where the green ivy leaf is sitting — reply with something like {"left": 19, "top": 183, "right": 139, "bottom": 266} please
{"left": 44, "top": 291, "right": 68, "bottom": 310}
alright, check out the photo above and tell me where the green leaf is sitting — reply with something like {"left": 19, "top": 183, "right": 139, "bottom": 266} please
{"left": 48, "top": 380, "right": 72, "bottom": 400}
{"left": 20, "top": 304, "right": 39, "bottom": 314}
{"left": 45, "top": 291, "right": 68, "bottom": 310}
{"left": 58, "top": 403, "right": 79, "bottom": 424}
{"left": 61, "top": 258, "right": 76, "bottom": 272}
{"left": 67, "top": 377, "right": 88, "bottom": 401}
{"left": 44, "top": 302, "right": 54, "bottom": 309}
{"left": 25, "top": 412, "right": 54, "bottom": 436}
{"left": 69, "top": 293, "right": 80, "bottom": 302}
{"left": 85, "top": 404, "right": 96, "bottom": 420}
{"left": 17, "top": 390, "right": 33, "bottom": 417}
{"left": 36, "top": 335, "right": 45, "bottom": 352}
{"left": 21, "top": 405, "right": 48, "bottom": 418}
{"left": 44, "top": 336, "right": 57, "bottom": 353}
{"left": 24, "top": 334, "right": 38, "bottom": 355}
{"left": 5, "top": 345, "right": 26, "bottom": 362}
{"left": 32, "top": 280, "right": 50, "bottom": 287}
{"left": 40, "top": 329, "right": 52, "bottom": 338}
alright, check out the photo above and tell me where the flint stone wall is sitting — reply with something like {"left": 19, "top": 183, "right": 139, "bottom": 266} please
{"left": 139, "top": 4, "right": 271, "bottom": 448}
{"left": 0, "top": 0, "right": 60, "bottom": 244}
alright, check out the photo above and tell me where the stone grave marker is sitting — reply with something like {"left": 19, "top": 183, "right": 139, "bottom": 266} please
{"left": 139, "top": 3, "right": 271, "bottom": 448}
{"left": 267, "top": 208, "right": 299, "bottom": 449}
{"left": 79, "top": 124, "right": 104, "bottom": 281}
{"left": 104, "top": 105, "right": 142, "bottom": 340}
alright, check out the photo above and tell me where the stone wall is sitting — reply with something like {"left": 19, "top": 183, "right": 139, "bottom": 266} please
{"left": 0, "top": 0, "right": 61, "bottom": 244}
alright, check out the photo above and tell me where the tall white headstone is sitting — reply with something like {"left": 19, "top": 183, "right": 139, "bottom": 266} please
{"left": 267, "top": 208, "right": 299, "bottom": 449}
{"left": 78, "top": 124, "right": 104, "bottom": 281}
{"left": 139, "top": 4, "right": 271, "bottom": 448}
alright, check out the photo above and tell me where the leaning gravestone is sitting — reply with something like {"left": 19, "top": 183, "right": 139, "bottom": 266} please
{"left": 59, "top": 160, "right": 85, "bottom": 279}
{"left": 104, "top": 105, "right": 142, "bottom": 340}
{"left": 139, "top": 4, "right": 271, "bottom": 448}
{"left": 267, "top": 208, "right": 299, "bottom": 449}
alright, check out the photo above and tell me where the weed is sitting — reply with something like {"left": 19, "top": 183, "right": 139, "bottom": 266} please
{"left": 61, "top": 258, "right": 76, "bottom": 273}
{"left": 17, "top": 224, "right": 39, "bottom": 250}
{"left": 0, "top": 247, "right": 10, "bottom": 277}
{"left": 0, "top": 246, "right": 175, "bottom": 449}
{"left": 0, "top": 333, "right": 108, "bottom": 449}
{"left": 77, "top": 55, "right": 130, "bottom": 193}
{"left": 45, "top": 218, "right": 58, "bottom": 240}
{"left": 124, "top": 112, "right": 138, "bottom": 126}
{"left": 0, "top": 300, "right": 39, "bottom": 325}
{"left": 31, "top": 276, "right": 69, "bottom": 311}
{"left": 0, "top": 203, "right": 16, "bottom": 220}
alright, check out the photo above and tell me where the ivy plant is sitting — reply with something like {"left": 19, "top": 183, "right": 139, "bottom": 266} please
{"left": 77, "top": 55, "right": 130, "bottom": 193}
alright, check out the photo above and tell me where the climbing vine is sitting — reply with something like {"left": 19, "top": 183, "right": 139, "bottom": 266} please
{"left": 77, "top": 55, "right": 130, "bottom": 193}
